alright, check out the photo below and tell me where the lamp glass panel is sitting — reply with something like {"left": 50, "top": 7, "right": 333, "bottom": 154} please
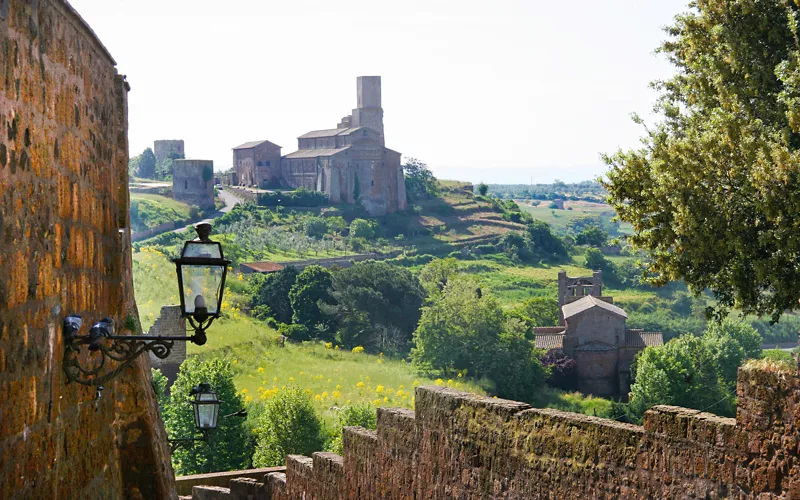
{"left": 183, "top": 241, "right": 222, "bottom": 259}
{"left": 180, "top": 264, "right": 224, "bottom": 315}
{"left": 195, "top": 392, "right": 220, "bottom": 430}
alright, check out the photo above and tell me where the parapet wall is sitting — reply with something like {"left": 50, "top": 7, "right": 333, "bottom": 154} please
{"left": 190, "top": 363, "right": 800, "bottom": 499}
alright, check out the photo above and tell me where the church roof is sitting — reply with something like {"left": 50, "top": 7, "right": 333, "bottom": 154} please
{"left": 283, "top": 146, "right": 352, "bottom": 159}
{"left": 298, "top": 127, "right": 366, "bottom": 139}
{"left": 233, "top": 140, "right": 281, "bottom": 150}
{"left": 535, "top": 334, "right": 564, "bottom": 350}
{"left": 623, "top": 330, "right": 663, "bottom": 348}
{"left": 562, "top": 295, "right": 627, "bottom": 320}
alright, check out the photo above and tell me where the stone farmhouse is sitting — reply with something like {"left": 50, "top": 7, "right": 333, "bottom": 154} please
{"left": 232, "top": 76, "right": 407, "bottom": 216}
{"left": 535, "top": 271, "right": 663, "bottom": 398}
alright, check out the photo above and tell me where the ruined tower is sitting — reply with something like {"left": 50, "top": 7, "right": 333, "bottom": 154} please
{"left": 351, "top": 76, "right": 385, "bottom": 145}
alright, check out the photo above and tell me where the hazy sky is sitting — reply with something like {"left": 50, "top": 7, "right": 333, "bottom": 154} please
{"left": 69, "top": 0, "right": 690, "bottom": 184}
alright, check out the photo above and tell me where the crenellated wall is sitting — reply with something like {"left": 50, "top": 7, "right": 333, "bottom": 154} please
{"left": 190, "top": 362, "right": 800, "bottom": 499}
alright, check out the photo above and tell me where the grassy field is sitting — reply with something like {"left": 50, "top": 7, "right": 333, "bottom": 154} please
{"left": 518, "top": 200, "right": 633, "bottom": 235}
{"left": 134, "top": 246, "right": 616, "bottom": 422}
{"left": 130, "top": 194, "right": 192, "bottom": 232}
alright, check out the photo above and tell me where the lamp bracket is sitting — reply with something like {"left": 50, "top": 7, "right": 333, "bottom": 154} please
{"left": 168, "top": 430, "right": 210, "bottom": 453}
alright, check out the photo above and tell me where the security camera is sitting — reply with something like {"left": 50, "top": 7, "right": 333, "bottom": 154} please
{"left": 63, "top": 315, "right": 83, "bottom": 342}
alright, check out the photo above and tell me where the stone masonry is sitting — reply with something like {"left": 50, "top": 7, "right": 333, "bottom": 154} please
{"left": 154, "top": 139, "right": 185, "bottom": 166}
{"left": 0, "top": 1, "right": 176, "bottom": 498}
{"left": 191, "top": 363, "right": 800, "bottom": 498}
{"left": 148, "top": 305, "right": 187, "bottom": 388}
{"left": 172, "top": 159, "right": 215, "bottom": 209}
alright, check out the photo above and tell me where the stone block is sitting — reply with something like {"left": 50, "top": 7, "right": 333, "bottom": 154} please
{"left": 192, "top": 485, "right": 230, "bottom": 499}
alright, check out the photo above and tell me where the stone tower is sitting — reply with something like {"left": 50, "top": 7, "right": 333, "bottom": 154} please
{"left": 351, "top": 76, "right": 385, "bottom": 145}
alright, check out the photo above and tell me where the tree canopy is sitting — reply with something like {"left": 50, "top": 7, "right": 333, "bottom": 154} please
{"left": 403, "top": 157, "right": 439, "bottom": 202}
{"left": 603, "top": 1, "right": 800, "bottom": 321}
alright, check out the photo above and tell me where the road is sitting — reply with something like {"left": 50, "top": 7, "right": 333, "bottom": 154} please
{"left": 172, "top": 187, "right": 244, "bottom": 234}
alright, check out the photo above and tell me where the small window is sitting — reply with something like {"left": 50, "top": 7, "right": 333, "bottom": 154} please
{"left": 257, "top": 161, "right": 263, "bottom": 167}
{"left": 371, "top": 180, "right": 374, "bottom": 186}
{"left": 362, "top": 130, "right": 367, "bottom": 137}
{"left": 266, "top": 161, "right": 271, "bottom": 167}
{"left": 184, "top": 179, "right": 188, "bottom": 190}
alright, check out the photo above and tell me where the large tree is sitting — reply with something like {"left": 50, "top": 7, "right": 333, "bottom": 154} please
{"left": 403, "top": 157, "right": 439, "bottom": 202}
{"left": 320, "top": 261, "right": 425, "bottom": 352}
{"left": 603, "top": 1, "right": 800, "bottom": 321}
{"left": 138, "top": 147, "right": 157, "bottom": 179}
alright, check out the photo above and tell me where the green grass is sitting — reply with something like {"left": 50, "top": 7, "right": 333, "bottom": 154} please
{"left": 519, "top": 201, "right": 633, "bottom": 235}
{"left": 130, "top": 194, "right": 191, "bottom": 232}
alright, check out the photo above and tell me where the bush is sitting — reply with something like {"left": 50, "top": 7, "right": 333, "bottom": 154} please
{"left": 540, "top": 349, "right": 578, "bottom": 390}
{"left": 164, "top": 358, "right": 252, "bottom": 475}
{"left": 477, "top": 183, "right": 489, "bottom": 196}
{"left": 278, "top": 323, "right": 312, "bottom": 341}
{"left": 256, "top": 187, "right": 328, "bottom": 207}
{"left": 326, "top": 404, "right": 377, "bottom": 454}
{"left": 349, "top": 218, "right": 375, "bottom": 239}
{"left": 304, "top": 217, "right": 328, "bottom": 239}
{"left": 252, "top": 388, "right": 324, "bottom": 467}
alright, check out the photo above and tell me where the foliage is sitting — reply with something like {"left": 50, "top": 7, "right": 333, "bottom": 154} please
{"left": 404, "top": 157, "right": 439, "bottom": 202}
{"left": 526, "top": 220, "right": 568, "bottom": 261}
{"left": 418, "top": 257, "right": 459, "bottom": 297}
{"left": 137, "top": 147, "right": 157, "bottom": 179}
{"left": 256, "top": 188, "right": 328, "bottom": 207}
{"left": 584, "top": 248, "right": 614, "bottom": 274}
{"left": 539, "top": 350, "right": 578, "bottom": 391}
{"left": 626, "top": 319, "right": 762, "bottom": 422}
{"left": 320, "top": 261, "right": 425, "bottom": 353}
{"left": 289, "top": 265, "right": 334, "bottom": 333}
{"left": 476, "top": 183, "right": 489, "bottom": 196}
{"left": 164, "top": 357, "right": 252, "bottom": 475}
{"left": 411, "top": 275, "right": 548, "bottom": 402}
{"left": 278, "top": 323, "right": 312, "bottom": 342}
{"left": 326, "top": 403, "right": 377, "bottom": 455}
{"left": 349, "top": 218, "right": 375, "bottom": 240}
{"left": 575, "top": 225, "right": 608, "bottom": 247}
{"left": 304, "top": 217, "right": 329, "bottom": 239}
{"left": 251, "top": 387, "right": 324, "bottom": 467}
{"left": 512, "top": 297, "right": 559, "bottom": 329}
{"left": 249, "top": 267, "right": 299, "bottom": 324}
{"left": 129, "top": 196, "right": 190, "bottom": 232}
{"left": 603, "top": 0, "right": 800, "bottom": 321}
{"left": 761, "top": 348, "right": 794, "bottom": 366}
{"left": 487, "top": 180, "right": 608, "bottom": 202}
{"left": 151, "top": 368, "right": 169, "bottom": 410}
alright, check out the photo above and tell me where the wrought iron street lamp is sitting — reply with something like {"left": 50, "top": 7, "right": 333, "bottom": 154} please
{"left": 169, "top": 383, "right": 221, "bottom": 453}
{"left": 62, "top": 223, "right": 231, "bottom": 388}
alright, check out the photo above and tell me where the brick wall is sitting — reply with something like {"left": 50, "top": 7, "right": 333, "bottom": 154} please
{"left": 0, "top": 1, "right": 175, "bottom": 498}
{"left": 188, "top": 363, "right": 800, "bottom": 499}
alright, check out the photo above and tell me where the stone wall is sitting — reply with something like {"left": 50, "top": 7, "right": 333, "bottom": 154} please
{"left": 154, "top": 139, "right": 185, "bottom": 166}
{"left": 0, "top": 1, "right": 176, "bottom": 498}
{"left": 147, "top": 305, "right": 187, "bottom": 388}
{"left": 189, "top": 363, "right": 800, "bottom": 499}
{"left": 173, "top": 159, "right": 214, "bottom": 209}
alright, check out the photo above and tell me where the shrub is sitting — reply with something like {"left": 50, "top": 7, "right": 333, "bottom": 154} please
{"left": 326, "top": 404, "right": 377, "bottom": 454}
{"left": 278, "top": 323, "right": 312, "bottom": 342}
{"left": 349, "top": 218, "right": 375, "bottom": 239}
{"left": 252, "top": 388, "right": 324, "bottom": 467}
{"left": 540, "top": 349, "right": 578, "bottom": 390}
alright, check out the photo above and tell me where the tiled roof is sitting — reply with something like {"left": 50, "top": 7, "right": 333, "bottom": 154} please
{"left": 283, "top": 147, "right": 351, "bottom": 159}
{"left": 297, "top": 127, "right": 365, "bottom": 139}
{"left": 535, "top": 334, "right": 564, "bottom": 350}
{"left": 562, "top": 295, "right": 627, "bottom": 320}
{"left": 240, "top": 262, "right": 285, "bottom": 273}
{"left": 233, "top": 140, "right": 281, "bottom": 150}
{"left": 624, "top": 330, "right": 663, "bottom": 348}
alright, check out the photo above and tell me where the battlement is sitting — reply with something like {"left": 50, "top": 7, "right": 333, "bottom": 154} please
{"left": 188, "top": 362, "right": 800, "bottom": 498}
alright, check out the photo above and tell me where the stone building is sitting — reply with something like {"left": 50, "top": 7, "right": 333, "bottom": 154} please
{"left": 534, "top": 270, "right": 663, "bottom": 398}
{"left": 154, "top": 139, "right": 185, "bottom": 165}
{"left": 147, "top": 306, "right": 187, "bottom": 390}
{"left": 231, "top": 76, "right": 407, "bottom": 216}
{"left": 232, "top": 140, "right": 282, "bottom": 188}
{"left": 172, "top": 159, "right": 215, "bottom": 209}
{"left": 0, "top": 1, "right": 175, "bottom": 497}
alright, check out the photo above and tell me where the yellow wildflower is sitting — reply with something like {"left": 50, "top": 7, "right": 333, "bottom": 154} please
{"left": 376, "top": 385, "right": 384, "bottom": 394}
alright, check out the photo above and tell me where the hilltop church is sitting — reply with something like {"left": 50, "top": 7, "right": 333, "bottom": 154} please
{"left": 232, "top": 76, "right": 407, "bottom": 216}
{"left": 535, "top": 271, "right": 663, "bottom": 399}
